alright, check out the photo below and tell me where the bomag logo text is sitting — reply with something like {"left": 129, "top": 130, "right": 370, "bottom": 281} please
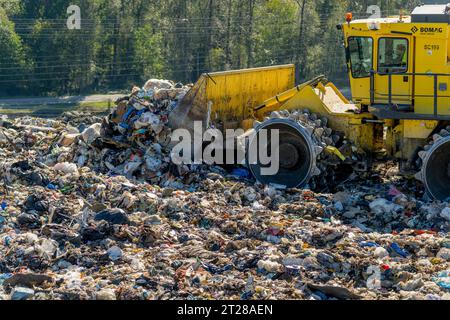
{"left": 420, "top": 27, "right": 443, "bottom": 33}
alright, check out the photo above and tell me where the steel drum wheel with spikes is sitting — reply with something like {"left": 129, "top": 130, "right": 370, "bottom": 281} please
{"left": 416, "top": 128, "right": 450, "bottom": 201}
{"left": 247, "top": 109, "right": 342, "bottom": 191}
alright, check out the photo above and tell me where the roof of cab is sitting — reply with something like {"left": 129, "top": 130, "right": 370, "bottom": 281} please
{"left": 411, "top": 4, "right": 449, "bottom": 16}
{"left": 349, "top": 16, "right": 411, "bottom": 25}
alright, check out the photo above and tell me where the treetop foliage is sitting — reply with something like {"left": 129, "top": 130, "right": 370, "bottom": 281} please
{"left": 0, "top": 0, "right": 419, "bottom": 96}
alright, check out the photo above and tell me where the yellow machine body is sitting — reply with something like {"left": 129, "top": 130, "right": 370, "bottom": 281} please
{"left": 204, "top": 65, "right": 295, "bottom": 123}
{"left": 342, "top": 17, "right": 450, "bottom": 116}
{"left": 169, "top": 65, "right": 295, "bottom": 132}
{"left": 173, "top": 65, "right": 376, "bottom": 154}
{"left": 170, "top": 5, "right": 450, "bottom": 199}
{"left": 173, "top": 11, "right": 450, "bottom": 167}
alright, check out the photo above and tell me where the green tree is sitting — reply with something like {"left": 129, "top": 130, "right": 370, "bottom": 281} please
{"left": 0, "top": 7, "right": 28, "bottom": 95}
{"left": 135, "top": 24, "right": 166, "bottom": 80}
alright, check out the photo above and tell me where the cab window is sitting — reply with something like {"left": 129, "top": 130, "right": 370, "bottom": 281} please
{"left": 378, "top": 38, "right": 408, "bottom": 74}
{"left": 348, "top": 37, "right": 373, "bottom": 78}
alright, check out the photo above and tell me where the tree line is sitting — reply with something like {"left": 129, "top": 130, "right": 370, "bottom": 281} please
{"left": 0, "top": 0, "right": 419, "bottom": 97}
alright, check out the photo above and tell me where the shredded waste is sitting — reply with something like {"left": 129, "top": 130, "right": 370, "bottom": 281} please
{"left": 0, "top": 79, "right": 449, "bottom": 300}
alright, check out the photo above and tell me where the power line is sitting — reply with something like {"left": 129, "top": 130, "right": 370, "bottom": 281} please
{"left": 0, "top": 59, "right": 151, "bottom": 71}
{"left": 0, "top": 40, "right": 339, "bottom": 70}
{"left": 0, "top": 43, "right": 312, "bottom": 71}
{"left": 8, "top": 13, "right": 371, "bottom": 30}
{"left": 0, "top": 52, "right": 305, "bottom": 83}
{"left": 0, "top": 72, "right": 146, "bottom": 84}
{"left": 7, "top": 10, "right": 391, "bottom": 22}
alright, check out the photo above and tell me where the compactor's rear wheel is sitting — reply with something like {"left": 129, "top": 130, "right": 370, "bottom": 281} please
{"left": 247, "top": 109, "right": 342, "bottom": 190}
{"left": 416, "top": 129, "right": 450, "bottom": 201}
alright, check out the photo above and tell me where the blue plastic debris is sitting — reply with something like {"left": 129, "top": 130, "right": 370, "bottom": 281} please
{"left": 390, "top": 243, "right": 410, "bottom": 258}
{"left": 231, "top": 168, "right": 252, "bottom": 179}
{"left": 433, "top": 271, "right": 450, "bottom": 290}
{"left": 4, "top": 235, "right": 13, "bottom": 246}
{"left": 119, "top": 122, "right": 130, "bottom": 130}
{"left": 178, "top": 234, "right": 190, "bottom": 243}
{"left": 240, "top": 291, "right": 254, "bottom": 300}
{"left": 77, "top": 124, "right": 87, "bottom": 133}
{"left": 135, "top": 129, "right": 148, "bottom": 135}
{"left": 122, "top": 106, "right": 136, "bottom": 121}
{"left": 136, "top": 109, "right": 146, "bottom": 117}
{"left": 359, "top": 241, "right": 380, "bottom": 248}
{"left": 1, "top": 201, "right": 7, "bottom": 211}
{"left": 199, "top": 218, "right": 211, "bottom": 229}
{"left": 210, "top": 243, "right": 221, "bottom": 252}
{"left": 46, "top": 183, "right": 58, "bottom": 190}
{"left": 0, "top": 273, "right": 13, "bottom": 286}
{"left": 11, "top": 287, "right": 35, "bottom": 300}
{"left": 313, "top": 290, "right": 328, "bottom": 300}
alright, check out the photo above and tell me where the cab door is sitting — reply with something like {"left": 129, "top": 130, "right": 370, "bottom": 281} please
{"left": 347, "top": 36, "right": 374, "bottom": 105}
{"left": 373, "top": 37, "right": 412, "bottom": 108}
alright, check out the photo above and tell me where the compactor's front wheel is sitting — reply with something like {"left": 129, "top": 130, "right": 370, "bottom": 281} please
{"left": 246, "top": 109, "right": 342, "bottom": 190}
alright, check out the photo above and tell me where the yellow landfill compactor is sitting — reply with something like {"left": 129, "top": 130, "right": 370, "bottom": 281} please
{"left": 169, "top": 4, "right": 450, "bottom": 201}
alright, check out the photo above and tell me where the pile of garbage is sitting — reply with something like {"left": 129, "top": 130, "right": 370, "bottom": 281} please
{"left": 48, "top": 79, "right": 213, "bottom": 189}
{"left": 0, "top": 80, "right": 449, "bottom": 300}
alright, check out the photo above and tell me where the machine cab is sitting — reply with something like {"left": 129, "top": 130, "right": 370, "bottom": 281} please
{"left": 341, "top": 5, "right": 450, "bottom": 118}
